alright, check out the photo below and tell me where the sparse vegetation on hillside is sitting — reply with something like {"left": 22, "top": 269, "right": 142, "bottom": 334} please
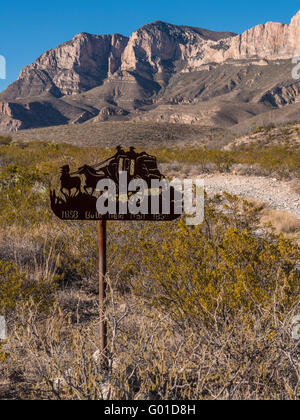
{"left": 229, "top": 123, "right": 300, "bottom": 149}
{"left": 10, "top": 122, "right": 228, "bottom": 148}
{"left": 156, "top": 145, "right": 300, "bottom": 178}
{"left": 8, "top": 120, "right": 300, "bottom": 177}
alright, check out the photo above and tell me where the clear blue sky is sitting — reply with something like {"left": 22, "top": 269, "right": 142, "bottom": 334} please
{"left": 0, "top": 1, "right": 299, "bottom": 90}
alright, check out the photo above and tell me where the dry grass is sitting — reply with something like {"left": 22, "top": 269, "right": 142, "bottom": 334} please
{"left": 1, "top": 291, "right": 299, "bottom": 400}
{"left": 262, "top": 210, "right": 300, "bottom": 243}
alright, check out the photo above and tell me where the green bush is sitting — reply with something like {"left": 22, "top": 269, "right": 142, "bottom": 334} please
{"left": 135, "top": 195, "right": 300, "bottom": 326}
{"left": 0, "top": 260, "right": 23, "bottom": 314}
{"left": 0, "top": 259, "right": 56, "bottom": 316}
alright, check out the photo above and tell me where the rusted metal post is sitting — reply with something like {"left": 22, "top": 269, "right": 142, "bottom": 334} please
{"left": 98, "top": 220, "right": 107, "bottom": 360}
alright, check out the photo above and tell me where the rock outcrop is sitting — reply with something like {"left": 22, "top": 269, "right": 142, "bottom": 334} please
{"left": 120, "top": 12, "right": 300, "bottom": 77}
{"left": 259, "top": 81, "right": 300, "bottom": 107}
{"left": 224, "top": 10, "right": 300, "bottom": 61}
{"left": 120, "top": 21, "right": 235, "bottom": 80}
{"left": 0, "top": 33, "right": 129, "bottom": 101}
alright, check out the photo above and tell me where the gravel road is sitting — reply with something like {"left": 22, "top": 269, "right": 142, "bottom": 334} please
{"left": 199, "top": 174, "right": 300, "bottom": 219}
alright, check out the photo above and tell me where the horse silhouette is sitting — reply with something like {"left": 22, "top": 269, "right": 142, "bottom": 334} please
{"left": 60, "top": 165, "right": 81, "bottom": 198}
{"left": 77, "top": 165, "right": 107, "bottom": 196}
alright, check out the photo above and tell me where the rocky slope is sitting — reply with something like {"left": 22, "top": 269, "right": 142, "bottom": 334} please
{"left": 0, "top": 10, "right": 300, "bottom": 132}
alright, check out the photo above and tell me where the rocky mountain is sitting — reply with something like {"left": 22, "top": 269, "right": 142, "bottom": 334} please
{"left": 0, "top": 10, "right": 300, "bottom": 132}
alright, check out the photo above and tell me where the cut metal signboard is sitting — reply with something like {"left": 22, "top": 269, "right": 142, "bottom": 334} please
{"left": 50, "top": 146, "right": 181, "bottom": 222}
{"left": 49, "top": 147, "right": 183, "bottom": 366}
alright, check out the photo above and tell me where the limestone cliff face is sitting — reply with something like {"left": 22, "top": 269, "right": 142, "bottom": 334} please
{"left": 0, "top": 101, "right": 15, "bottom": 117}
{"left": 120, "top": 21, "right": 235, "bottom": 78}
{"left": 1, "top": 32, "right": 129, "bottom": 100}
{"left": 108, "top": 34, "right": 130, "bottom": 75}
{"left": 120, "top": 11, "right": 300, "bottom": 77}
{"left": 223, "top": 10, "right": 300, "bottom": 61}
{"left": 0, "top": 102, "right": 27, "bottom": 131}
{"left": 22, "top": 32, "right": 129, "bottom": 96}
{"left": 2, "top": 11, "right": 300, "bottom": 102}
{"left": 288, "top": 11, "right": 300, "bottom": 56}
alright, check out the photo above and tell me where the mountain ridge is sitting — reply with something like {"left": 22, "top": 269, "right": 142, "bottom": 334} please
{"left": 0, "top": 11, "right": 299, "bottom": 133}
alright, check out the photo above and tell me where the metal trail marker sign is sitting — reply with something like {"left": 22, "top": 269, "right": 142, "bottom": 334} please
{"left": 50, "top": 146, "right": 180, "bottom": 222}
{"left": 50, "top": 147, "right": 181, "bottom": 366}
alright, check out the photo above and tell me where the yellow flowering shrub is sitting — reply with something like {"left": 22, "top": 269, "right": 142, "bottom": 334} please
{"left": 136, "top": 195, "right": 300, "bottom": 325}
{"left": 0, "top": 260, "right": 23, "bottom": 314}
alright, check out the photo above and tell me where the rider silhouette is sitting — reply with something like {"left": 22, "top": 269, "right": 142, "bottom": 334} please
{"left": 127, "top": 147, "right": 139, "bottom": 160}
{"left": 104, "top": 146, "right": 126, "bottom": 181}
{"left": 114, "top": 146, "right": 126, "bottom": 159}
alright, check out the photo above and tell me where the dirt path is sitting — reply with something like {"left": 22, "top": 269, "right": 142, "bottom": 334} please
{"left": 198, "top": 174, "right": 300, "bottom": 219}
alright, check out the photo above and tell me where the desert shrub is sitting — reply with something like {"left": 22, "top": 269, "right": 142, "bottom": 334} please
{"left": 153, "top": 145, "right": 300, "bottom": 178}
{"left": 135, "top": 194, "right": 300, "bottom": 327}
{"left": 53, "top": 224, "right": 99, "bottom": 290}
{"left": 0, "top": 166, "right": 50, "bottom": 227}
{"left": 253, "top": 126, "right": 265, "bottom": 134}
{"left": 0, "top": 193, "right": 299, "bottom": 399}
{"left": 252, "top": 124, "right": 276, "bottom": 135}
{"left": 0, "top": 135, "right": 12, "bottom": 146}
{"left": 0, "top": 143, "right": 115, "bottom": 228}
{"left": 4, "top": 288, "right": 299, "bottom": 400}
{"left": 0, "top": 261, "right": 24, "bottom": 314}
{"left": 240, "top": 146, "right": 300, "bottom": 178}
{"left": 0, "top": 257, "right": 57, "bottom": 319}
{"left": 154, "top": 147, "right": 238, "bottom": 172}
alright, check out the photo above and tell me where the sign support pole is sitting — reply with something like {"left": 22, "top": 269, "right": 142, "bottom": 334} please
{"left": 98, "top": 220, "right": 107, "bottom": 366}
{"left": 50, "top": 147, "right": 181, "bottom": 368}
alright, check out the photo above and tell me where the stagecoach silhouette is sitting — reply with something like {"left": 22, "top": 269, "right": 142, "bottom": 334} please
{"left": 50, "top": 146, "right": 178, "bottom": 221}
{"left": 58, "top": 147, "right": 163, "bottom": 198}
{"left": 58, "top": 146, "right": 163, "bottom": 198}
